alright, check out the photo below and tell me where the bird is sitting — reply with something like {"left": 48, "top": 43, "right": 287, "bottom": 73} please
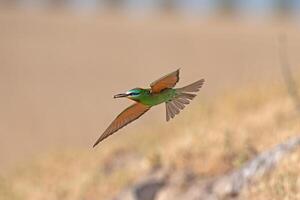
{"left": 93, "top": 69, "right": 204, "bottom": 147}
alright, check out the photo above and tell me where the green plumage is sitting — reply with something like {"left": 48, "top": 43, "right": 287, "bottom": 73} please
{"left": 128, "top": 88, "right": 177, "bottom": 106}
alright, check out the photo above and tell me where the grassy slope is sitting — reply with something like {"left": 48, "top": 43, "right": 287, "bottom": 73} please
{"left": 1, "top": 80, "right": 300, "bottom": 200}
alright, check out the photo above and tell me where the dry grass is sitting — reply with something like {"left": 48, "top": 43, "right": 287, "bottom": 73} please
{"left": 244, "top": 150, "right": 300, "bottom": 200}
{"left": 1, "top": 79, "right": 300, "bottom": 200}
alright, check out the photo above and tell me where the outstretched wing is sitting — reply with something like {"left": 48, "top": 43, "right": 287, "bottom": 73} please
{"left": 150, "top": 69, "right": 180, "bottom": 93}
{"left": 93, "top": 103, "right": 150, "bottom": 147}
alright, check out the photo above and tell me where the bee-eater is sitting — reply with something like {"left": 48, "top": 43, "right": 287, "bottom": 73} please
{"left": 93, "top": 69, "right": 204, "bottom": 147}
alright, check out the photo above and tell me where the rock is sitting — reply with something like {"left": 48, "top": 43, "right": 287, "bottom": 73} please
{"left": 113, "top": 169, "right": 169, "bottom": 200}
{"left": 113, "top": 136, "right": 300, "bottom": 200}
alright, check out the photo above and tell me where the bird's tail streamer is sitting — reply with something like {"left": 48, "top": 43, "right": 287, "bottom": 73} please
{"left": 165, "top": 79, "right": 205, "bottom": 121}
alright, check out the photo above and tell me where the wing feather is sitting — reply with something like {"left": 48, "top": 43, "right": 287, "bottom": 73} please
{"left": 166, "top": 103, "right": 170, "bottom": 121}
{"left": 169, "top": 102, "right": 180, "bottom": 114}
{"left": 176, "top": 97, "right": 190, "bottom": 105}
{"left": 173, "top": 99, "right": 185, "bottom": 109}
{"left": 93, "top": 103, "right": 150, "bottom": 147}
{"left": 166, "top": 102, "right": 175, "bottom": 118}
{"left": 163, "top": 79, "right": 205, "bottom": 121}
{"left": 150, "top": 69, "right": 180, "bottom": 93}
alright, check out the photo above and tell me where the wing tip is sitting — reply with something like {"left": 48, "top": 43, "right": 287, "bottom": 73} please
{"left": 92, "top": 136, "right": 105, "bottom": 148}
{"left": 175, "top": 68, "right": 180, "bottom": 77}
{"left": 92, "top": 140, "right": 100, "bottom": 148}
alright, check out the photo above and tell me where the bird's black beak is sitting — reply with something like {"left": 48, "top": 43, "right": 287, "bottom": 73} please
{"left": 114, "top": 93, "right": 129, "bottom": 98}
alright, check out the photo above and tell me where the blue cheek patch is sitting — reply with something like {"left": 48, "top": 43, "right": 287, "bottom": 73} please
{"left": 128, "top": 89, "right": 142, "bottom": 96}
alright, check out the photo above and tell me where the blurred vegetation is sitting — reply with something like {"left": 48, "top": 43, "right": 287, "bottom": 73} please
{"left": 1, "top": 78, "right": 299, "bottom": 200}
{"left": 274, "top": 0, "right": 294, "bottom": 17}
{"left": 216, "top": 0, "right": 237, "bottom": 16}
{"left": 0, "top": 0, "right": 299, "bottom": 18}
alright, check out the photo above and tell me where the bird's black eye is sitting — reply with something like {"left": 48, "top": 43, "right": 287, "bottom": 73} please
{"left": 130, "top": 92, "right": 139, "bottom": 96}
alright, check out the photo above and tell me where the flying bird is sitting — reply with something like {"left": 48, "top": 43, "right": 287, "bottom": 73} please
{"left": 93, "top": 69, "right": 204, "bottom": 147}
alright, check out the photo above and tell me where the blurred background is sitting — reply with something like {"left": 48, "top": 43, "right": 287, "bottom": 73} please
{"left": 1, "top": 1, "right": 300, "bottom": 200}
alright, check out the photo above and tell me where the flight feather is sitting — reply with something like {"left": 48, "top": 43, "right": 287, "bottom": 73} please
{"left": 150, "top": 69, "right": 180, "bottom": 93}
{"left": 93, "top": 103, "right": 150, "bottom": 147}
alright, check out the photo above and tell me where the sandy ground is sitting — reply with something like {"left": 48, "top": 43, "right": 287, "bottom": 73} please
{"left": 1, "top": 10, "right": 300, "bottom": 173}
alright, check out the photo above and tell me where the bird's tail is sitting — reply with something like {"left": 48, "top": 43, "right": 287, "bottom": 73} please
{"left": 165, "top": 79, "right": 205, "bottom": 121}
{"left": 177, "top": 79, "right": 205, "bottom": 93}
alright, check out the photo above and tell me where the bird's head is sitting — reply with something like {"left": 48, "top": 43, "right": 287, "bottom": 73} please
{"left": 114, "top": 88, "right": 148, "bottom": 101}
